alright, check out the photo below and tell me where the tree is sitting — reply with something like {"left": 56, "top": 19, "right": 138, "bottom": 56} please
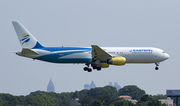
{"left": 136, "top": 94, "right": 164, "bottom": 106}
{"left": 90, "top": 99, "right": 102, "bottom": 106}
{"left": 152, "top": 94, "right": 167, "bottom": 99}
{"left": 78, "top": 89, "right": 89, "bottom": 98}
{"left": 0, "top": 87, "right": 169, "bottom": 106}
{"left": 95, "top": 95, "right": 111, "bottom": 105}
{"left": 0, "top": 103, "right": 13, "bottom": 106}
{"left": 86, "top": 87, "right": 110, "bottom": 98}
{"left": 104, "top": 86, "right": 118, "bottom": 99}
{"left": 79, "top": 95, "right": 93, "bottom": 106}
{"left": 109, "top": 100, "right": 135, "bottom": 106}
{"left": 72, "top": 91, "right": 79, "bottom": 99}
{"left": 118, "top": 85, "right": 146, "bottom": 100}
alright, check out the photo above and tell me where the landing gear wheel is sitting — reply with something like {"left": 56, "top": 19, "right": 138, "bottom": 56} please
{"left": 155, "top": 67, "right": 159, "bottom": 70}
{"left": 84, "top": 67, "right": 92, "bottom": 72}
{"left": 83, "top": 67, "right": 88, "bottom": 71}
{"left": 87, "top": 68, "right": 92, "bottom": 72}
{"left": 155, "top": 63, "right": 160, "bottom": 70}
{"left": 97, "top": 67, "right": 101, "bottom": 71}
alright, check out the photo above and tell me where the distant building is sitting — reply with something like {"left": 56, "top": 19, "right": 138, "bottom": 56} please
{"left": 47, "top": 78, "right": 55, "bottom": 92}
{"left": 89, "top": 81, "right": 96, "bottom": 89}
{"left": 70, "top": 98, "right": 81, "bottom": 106}
{"left": 109, "top": 82, "right": 121, "bottom": 90}
{"left": 109, "top": 82, "right": 113, "bottom": 86}
{"left": 114, "top": 82, "right": 121, "bottom": 90}
{"left": 119, "top": 95, "right": 137, "bottom": 104}
{"left": 84, "top": 81, "right": 96, "bottom": 90}
{"left": 119, "top": 95, "right": 132, "bottom": 100}
{"left": 159, "top": 97, "right": 173, "bottom": 106}
{"left": 84, "top": 84, "right": 90, "bottom": 90}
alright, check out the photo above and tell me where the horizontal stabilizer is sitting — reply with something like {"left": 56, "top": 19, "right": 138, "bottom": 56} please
{"left": 21, "top": 48, "right": 39, "bottom": 55}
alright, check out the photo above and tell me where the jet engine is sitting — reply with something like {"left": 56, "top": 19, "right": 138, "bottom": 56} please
{"left": 107, "top": 57, "right": 126, "bottom": 65}
{"left": 99, "top": 63, "right": 109, "bottom": 68}
{"left": 91, "top": 63, "right": 109, "bottom": 68}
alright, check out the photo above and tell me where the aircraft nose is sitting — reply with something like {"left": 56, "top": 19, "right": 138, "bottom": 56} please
{"left": 164, "top": 53, "right": 170, "bottom": 59}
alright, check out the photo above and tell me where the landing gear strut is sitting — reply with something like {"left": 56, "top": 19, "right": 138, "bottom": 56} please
{"left": 155, "top": 63, "right": 159, "bottom": 70}
{"left": 91, "top": 64, "right": 101, "bottom": 71}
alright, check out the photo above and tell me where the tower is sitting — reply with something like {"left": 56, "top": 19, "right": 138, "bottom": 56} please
{"left": 47, "top": 78, "right": 55, "bottom": 92}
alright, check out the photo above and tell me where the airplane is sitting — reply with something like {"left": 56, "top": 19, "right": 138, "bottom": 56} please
{"left": 12, "top": 21, "right": 169, "bottom": 72}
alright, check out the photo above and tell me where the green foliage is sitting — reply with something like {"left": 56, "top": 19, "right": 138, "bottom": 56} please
{"left": 0, "top": 104, "right": 13, "bottom": 106}
{"left": 86, "top": 87, "right": 110, "bottom": 98}
{"left": 136, "top": 94, "right": 163, "bottom": 106}
{"left": 0, "top": 91, "right": 72, "bottom": 106}
{"left": 152, "top": 94, "right": 167, "bottom": 99}
{"left": 0, "top": 94, "right": 25, "bottom": 106}
{"left": 95, "top": 95, "right": 111, "bottom": 105}
{"left": 79, "top": 95, "right": 93, "bottom": 106}
{"left": 78, "top": 89, "right": 89, "bottom": 98}
{"left": 72, "top": 91, "right": 79, "bottom": 99}
{"left": 0, "top": 85, "right": 169, "bottom": 106}
{"left": 118, "top": 85, "right": 146, "bottom": 100}
{"left": 104, "top": 86, "right": 118, "bottom": 99}
{"left": 109, "top": 100, "right": 135, "bottom": 106}
{"left": 90, "top": 99, "right": 102, "bottom": 106}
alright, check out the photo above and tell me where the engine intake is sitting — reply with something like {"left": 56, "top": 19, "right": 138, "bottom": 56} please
{"left": 107, "top": 57, "right": 126, "bottom": 65}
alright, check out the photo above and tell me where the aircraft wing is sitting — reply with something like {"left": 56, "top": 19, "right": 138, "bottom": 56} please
{"left": 91, "top": 45, "right": 112, "bottom": 60}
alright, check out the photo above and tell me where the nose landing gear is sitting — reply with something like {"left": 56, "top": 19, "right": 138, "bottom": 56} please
{"left": 155, "top": 67, "right": 159, "bottom": 70}
{"left": 155, "top": 63, "right": 159, "bottom": 70}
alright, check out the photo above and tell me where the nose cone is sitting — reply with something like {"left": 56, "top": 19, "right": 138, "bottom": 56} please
{"left": 164, "top": 53, "right": 170, "bottom": 60}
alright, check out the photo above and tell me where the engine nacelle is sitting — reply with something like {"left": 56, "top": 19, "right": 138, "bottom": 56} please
{"left": 107, "top": 57, "right": 126, "bottom": 66}
{"left": 91, "top": 63, "right": 109, "bottom": 68}
{"left": 99, "top": 63, "right": 109, "bottom": 68}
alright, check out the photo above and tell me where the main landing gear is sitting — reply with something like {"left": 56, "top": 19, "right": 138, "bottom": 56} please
{"left": 155, "top": 62, "right": 159, "bottom": 70}
{"left": 83, "top": 64, "right": 101, "bottom": 72}
{"left": 84, "top": 67, "right": 92, "bottom": 72}
{"left": 92, "top": 65, "right": 101, "bottom": 71}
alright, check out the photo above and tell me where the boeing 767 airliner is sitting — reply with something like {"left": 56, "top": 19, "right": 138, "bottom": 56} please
{"left": 12, "top": 21, "right": 169, "bottom": 72}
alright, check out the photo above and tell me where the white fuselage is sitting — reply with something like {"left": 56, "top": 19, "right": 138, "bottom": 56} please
{"left": 102, "top": 47, "right": 169, "bottom": 63}
{"left": 17, "top": 47, "right": 169, "bottom": 64}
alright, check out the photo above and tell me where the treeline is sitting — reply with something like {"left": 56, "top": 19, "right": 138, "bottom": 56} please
{"left": 0, "top": 85, "right": 167, "bottom": 106}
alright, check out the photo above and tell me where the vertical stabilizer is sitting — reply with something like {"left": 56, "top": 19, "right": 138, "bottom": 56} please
{"left": 12, "top": 21, "right": 43, "bottom": 49}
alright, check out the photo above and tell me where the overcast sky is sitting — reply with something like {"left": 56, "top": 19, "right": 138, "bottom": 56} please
{"left": 1, "top": 0, "right": 180, "bottom": 96}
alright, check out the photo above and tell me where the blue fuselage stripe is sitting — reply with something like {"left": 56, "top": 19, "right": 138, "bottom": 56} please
{"left": 39, "top": 47, "right": 92, "bottom": 52}
{"left": 33, "top": 47, "right": 92, "bottom": 63}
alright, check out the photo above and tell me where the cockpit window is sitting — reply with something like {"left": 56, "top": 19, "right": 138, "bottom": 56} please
{"left": 162, "top": 51, "right": 165, "bottom": 53}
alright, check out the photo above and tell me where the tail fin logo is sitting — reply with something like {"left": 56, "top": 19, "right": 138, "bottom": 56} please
{"left": 20, "top": 33, "right": 30, "bottom": 44}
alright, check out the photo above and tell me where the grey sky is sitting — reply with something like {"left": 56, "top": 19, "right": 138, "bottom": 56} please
{"left": 1, "top": 0, "right": 180, "bottom": 96}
